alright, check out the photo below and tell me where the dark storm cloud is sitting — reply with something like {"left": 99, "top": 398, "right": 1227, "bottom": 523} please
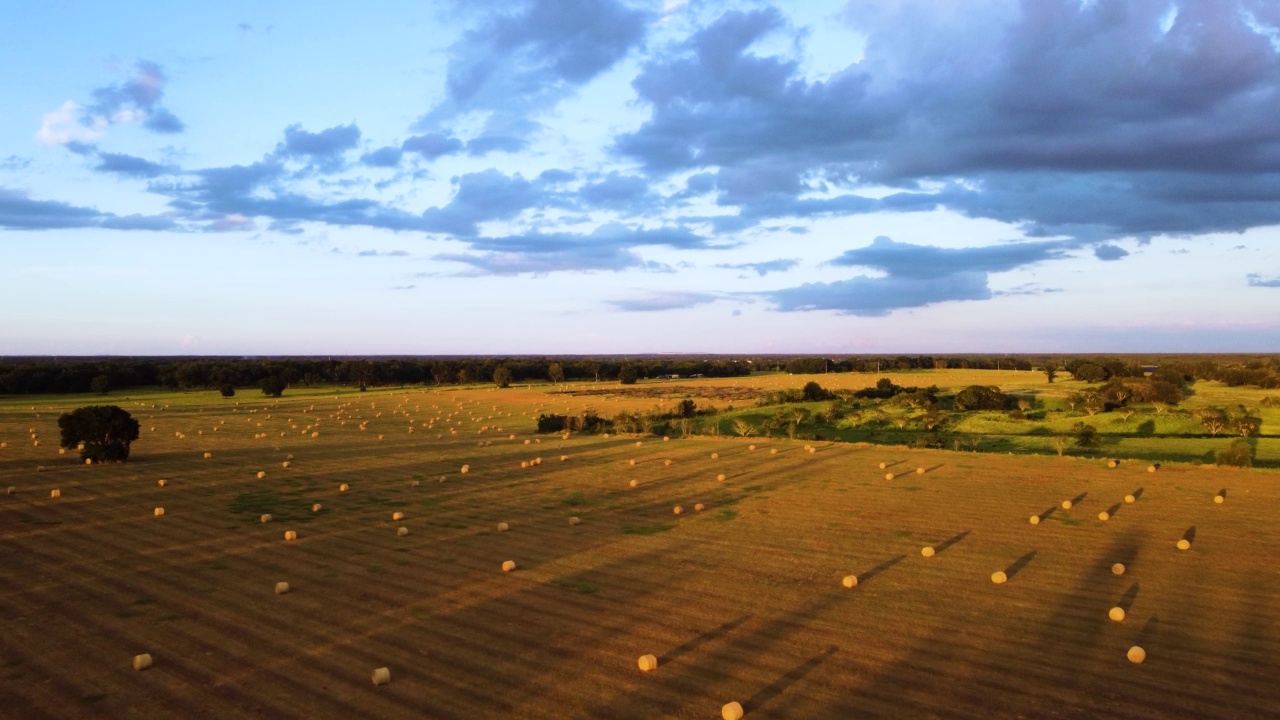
{"left": 95, "top": 152, "right": 173, "bottom": 178}
{"left": 615, "top": 1, "right": 1280, "bottom": 241}
{"left": 418, "top": 0, "right": 650, "bottom": 137}
{"left": 715, "top": 258, "right": 799, "bottom": 276}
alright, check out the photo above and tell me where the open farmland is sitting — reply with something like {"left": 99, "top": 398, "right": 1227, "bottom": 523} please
{"left": 2, "top": 381, "right": 1278, "bottom": 719}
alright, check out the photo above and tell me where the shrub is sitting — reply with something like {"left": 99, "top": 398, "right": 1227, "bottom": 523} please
{"left": 1216, "top": 439, "right": 1254, "bottom": 467}
{"left": 259, "top": 376, "right": 286, "bottom": 397}
{"left": 953, "top": 385, "right": 1010, "bottom": 411}
{"left": 58, "top": 405, "right": 140, "bottom": 462}
{"left": 220, "top": 384, "right": 235, "bottom": 398}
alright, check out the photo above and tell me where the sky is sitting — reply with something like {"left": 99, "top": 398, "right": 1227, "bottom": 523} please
{"left": 2, "top": 0, "right": 1279, "bottom": 355}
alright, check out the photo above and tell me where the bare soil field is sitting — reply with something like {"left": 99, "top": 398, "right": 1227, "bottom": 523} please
{"left": 1, "top": 382, "right": 1277, "bottom": 719}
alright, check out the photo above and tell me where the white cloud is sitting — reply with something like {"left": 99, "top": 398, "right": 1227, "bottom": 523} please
{"left": 35, "top": 101, "right": 106, "bottom": 146}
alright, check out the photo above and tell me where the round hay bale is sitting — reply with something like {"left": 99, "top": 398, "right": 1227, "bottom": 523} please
{"left": 509, "top": 434, "right": 516, "bottom": 440}
{"left": 628, "top": 459, "right": 636, "bottom": 466}
{"left": 1061, "top": 500, "right": 1072, "bottom": 510}
{"left": 1214, "top": 495, "right": 1224, "bottom": 504}
{"left": 663, "top": 436, "right": 670, "bottom": 442}
{"left": 157, "top": 479, "right": 166, "bottom": 487}
{"left": 1124, "top": 494, "right": 1136, "bottom": 504}
{"left": 340, "top": 483, "right": 349, "bottom": 492}
{"left": 629, "top": 479, "right": 638, "bottom": 488}
{"left": 921, "top": 546, "right": 935, "bottom": 558}
{"left": 1111, "top": 563, "right": 1125, "bottom": 575}
{"left": 560, "top": 455, "right": 568, "bottom": 462}
{"left": 991, "top": 571, "right": 1008, "bottom": 584}
{"left": 284, "top": 530, "right": 297, "bottom": 541}
{"left": 568, "top": 516, "right": 581, "bottom": 526}
{"left": 694, "top": 503, "right": 705, "bottom": 512}
{"left": 664, "top": 459, "right": 673, "bottom": 466}
{"left": 722, "top": 701, "right": 744, "bottom": 720}
{"left": 275, "top": 582, "right": 290, "bottom": 595}
{"left": 1127, "top": 646, "right": 1146, "bottom": 664}
{"left": 58, "top": 448, "right": 65, "bottom": 455}
{"left": 521, "top": 461, "right": 529, "bottom": 469}
{"left": 392, "top": 512, "right": 404, "bottom": 521}
{"left": 842, "top": 575, "right": 858, "bottom": 588}
{"left": 1098, "top": 511, "right": 1110, "bottom": 521}
{"left": 635, "top": 441, "right": 643, "bottom": 447}
{"left": 524, "top": 439, "right": 531, "bottom": 445}
{"left": 410, "top": 480, "right": 420, "bottom": 488}
{"left": 1029, "top": 515, "right": 1040, "bottom": 525}
{"left": 461, "top": 464, "right": 470, "bottom": 474}
{"left": 312, "top": 504, "right": 322, "bottom": 512}
{"left": 84, "top": 458, "right": 92, "bottom": 465}
{"left": 748, "top": 445, "right": 755, "bottom": 451}
{"left": 1109, "top": 607, "right": 1126, "bottom": 622}
{"left": 807, "top": 447, "right": 816, "bottom": 454}
{"left": 885, "top": 473, "right": 895, "bottom": 480}
{"left": 282, "top": 461, "right": 290, "bottom": 468}
{"left": 878, "top": 462, "right": 886, "bottom": 469}
{"left": 497, "top": 522, "right": 509, "bottom": 532}
{"left": 286, "top": 454, "right": 294, "bottom": 461}
{"left": 372, "top": 667, "right": 391, "bottom": 686}
{"left": 673, "top": 505, "right": 683, "bottom": 515}
{"left": 638, "top": 654, "right": 658, "bottom": 671}
{"left": 132, "top": 653, "right": 153, "bottom": 671}
{"left": 711, "top": 452, "right": 719, "bottom": 459}
{"left": 1108, "top": 459, "right": 1118, "bottom": 468}
{"left": 1176, "top": 539, "right": 1191, "bottom": 550}
{"left": 534, "top": 457, "right": 542, "bottom": 465}
{"left": 153, "top": 507, "right": 165, "bottom": 517}
{"left": 50, "top": 489, "right": 60, "bottom": 498}
{"left": 502, "top": 560, "right": 517, "bottom": 572}
{"left": 260, "top": 514, "right": 272, "bottom": 523}
{"left": 916, "top": 467, "right": 925, "bottom": 475}
{"left": 397, "top": 526, "right": 409, "bottom": 537}
{"left": 717, "top": 473, "right": 726, "bottom": 482}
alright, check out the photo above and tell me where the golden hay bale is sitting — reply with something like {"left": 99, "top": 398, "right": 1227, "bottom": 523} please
{"left": 524, "top": 439, "right": 531, "bottom": 445}
{"left": 769, "top": 448, "right": 778, "bottom": 455}
{"left": 1109, "top": 607, "right": 1126, "bottom": 622}
{"left": 664, "top": 459, "right": 673, "bottom": 466}
{"left": 1124, "top": 494, "right": 1136, "bottom": 504}
{"left": 717, "top": 473, "right": 726, "bottom": 482}
{"left": 722, "top": 701, "right": 744, "bottom": 720}
{"left": 878, "top": 462, "right": 886, "bottom": 469}
{"left": 502, "top": 560, "right": 517, "bottom": 572}
{"left": 153, "top": 507, "right": 165, "bottom": 517}
{"left": 991, "top": 571, "right": 1008, "bottom": 584}
{"left": 410, "top": 480, "right": 420, "bottom": 488}
{"left": 397, "top": 527, "right": 409, "bottom": 537}
{"left": 132, "top": 653, "right": 153, "bottom": 671}
{"left": 1061, "top": 500, "right": 1072, "bottom": 510}
{"left": 1111, "top": 563, "right": 1125, "bottom": 575}
{"left": 203, "top": 451, "right": 212, "bottom": 459}
{"left": 460, "top": 465, "right": 470, "bottom": 474}
{"left": 694, "top": 503, "right": 705, "bottom": 512}
{"left": 748, "top": 444, "right": 756, "bottom": 451}
{"left": 256, "top": 471, "right": 266, "bottom": 479}
{"left": 534, "top": 457, "right": 542, "bottom": 465}
{"left": 569, "top": 516, "right": 581, "bottom": 526}
{"left": 312, "top": 504, "right": 322, "bottom": 512}
{"left": 885, "top": 473, "right": 895, "bottom": 480}
{"left": 1148, "top": 465, "right": 1158, "bottom": 473}
{"left": 275, "top": 582, "right": 290, "bottom": 595}
{"left": 560, "top": 455, "right": 568, "bottom": 461}
{"left": 497, "top": 522, "right": 510, "bottom": 532}
{"left": 284, "top": 530, "right": 297, "bottom": 541}
{"left": 628, "top": 459, "right": 636, "bottom": 466}
{"left": 509, "top": 434, "right": 516, "bottom": 440}
{"left": 1029, "top": 515, "right": 1040, "bottom": 525}
{"left": 260, "top": 514, "right": 272, "bottom": 523}
{"left": 372, "top": 667, "right": 391, "bottom": 686}
{"left": 842, "top": 575, "right": 858, "bottom": 588}
{"left": 84, "top": 458, "right": 92, "bottom": 465}
{"left": 156, "top": 479, "right": 167, "bottom": 487}
{"left": 916, "top": 467, "right": 925, "bottom": 475}
{"left": 310, "top": 432, "right": 319, "bottom": 438}
{"left": 1108, "top": 459, "right": 1118, "bottom": 468}
{"left": 340, "top": 483, "right": 350, "bottom": 492}
{"left": 286, "top": 453, "right": 294, "bottom": 461}
{"left": 1127, "top": 646, "right": 1146, "bottom": 664}
{"left": 521, "top": 461, "right": 530, "bottom": 469}
{"left": 392, "top": 512, "right": 404, "bottom": 521}
{"left": 711, "top": 452, "right": 719, "bottom": 459}
{"left": 638, "top": 654, "right": 658, "bottom": 671}
{"left": 1176, "top": 539, "right": 1191, "bottom": 550}
{"left": 629, "top": 479, "right": 638, "bottom": 488}
{"left": 58, "top": 448, "right": 66, "bottom": 455}
{"left": 282, "top": 461, "right": 290, "bottom": 469}
{"left": 1214, "top": 495, "right": 1224, "bottom": 504}
{"left": 663, "top": 436, "right": 670, "bottom": 442}
{"left": 50, "top": 489, "right": 60, "bottom": 498}
{"left": 1098, "top": 511, "right": 1110, "bottom": 521}
{"left": 921, "top": 547, "right": 935, "bottom": 558}
{"left": 673, "top": 506, "right": 683, "bottom": 515}
{"left": 33, "top": 440, "right": 39, "bottom": 447}
{"left": 807, "top": 447, "right": 816, "bottom": 454}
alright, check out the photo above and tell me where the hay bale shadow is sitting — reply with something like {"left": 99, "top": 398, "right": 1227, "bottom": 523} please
{"left": 1003, "top": 550, "right": 1038, "bottom": 580}
{"left": 859, "top": 554, "right": 907, "bottom": 584}
{"left": 1182, "top": 526, "right": 1197, "bottom": 543}
{"left": 1117, "top": 584, "right": 1140, "bottom": 612}
{"left": 743, "top": 645, "right": 839, "bottom": 714}
{"left": 933, "top": 530, "right": 971, "bottom": 555}
{"left": 658, "top": 614, "right": 752, "bottom": 666}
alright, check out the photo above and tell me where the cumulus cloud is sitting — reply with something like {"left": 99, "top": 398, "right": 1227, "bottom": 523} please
{"left": 402, "top": 133, "right": 464, "bottom": 159}
{"left": 37, "top": 61, "right": 184, "bottom": 146}
{"left": 279, "top": 123, "right": 361, "bottom": 172}
{"left": 436, "top": 223, "right": 715, "bottom": 275}
{"left": 0, "top": 187, "right": 172, "bottom": 231}
{"left": 1247, "top": 273, "right": 1280, "bottom": 287}
{"left": 1094, "top": 244, "right": 1129, "bottom": 261}
{"left": 94, "top": 152, "right": 173, "bottom": 178}
{"left": 360, "top": 146, "right": 403, "bottom": 167}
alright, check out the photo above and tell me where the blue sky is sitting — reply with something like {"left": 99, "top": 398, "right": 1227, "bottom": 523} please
{"left": 2, "top": 0, "right": 1279, "bottom": 355}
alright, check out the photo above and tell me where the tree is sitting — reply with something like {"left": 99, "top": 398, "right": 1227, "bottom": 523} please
{"left": 259, "top": 376, "right": 286, "bottom": 397}
{"left": 1216, "top": 439, "right": 1254, "bottom": 467}
{"left": 220, "top": 384, "right": 236, "bottom": 398}
{"left": 618, "top": 364, "right": 638, "bottom": 385}
{"left": 953, "top": 385, "right": 1009, "bottom": 411}
{"left": 1193, "top": 407, "right": 1227, "bottom": 436}
{"left": 731, "top": 417, "right": 756, "bottom": 437}
{"left": 1064, "top": 392, "right": 1084, "bottom": 411}
{"left": 1044, "top": 366, "right": 1058, "bottom": 383}
{"left": 492, "top": 365, "right": 512, "bottom": 389}
{"left": 1082, "top": 393, "right": 1107, "bottom": 416}
{"left": 677, "top": 398, "right": 697, "bottom": 418}
{"left": 90, "top": 374, "right": 110, "bottom": 395}
{"left": 1073, "top": 422, "right": 1100, "bottom": 450}
{"left": 801, "top": 381, "right": 832, "bottom": 402}
{"left": 1073, "top": 363, "right": 1107, "bottom": 383}
{"left": 1052, "top": 435, "right": 1070, "bottom": 457}
{"left": 1230, "top": 415, "right": 1262, "bottom": 437}
{"left": 58, "top": 405, "right": 140, "bottom": 462}
{"left": 548, "top": 362, "right": 565, "bottom": 384}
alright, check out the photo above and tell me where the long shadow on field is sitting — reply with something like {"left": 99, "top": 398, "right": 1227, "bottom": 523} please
{"left": 932, "top": 531, "right": 971, "bottom": 555}
{"left": 1183, "top": 526, "right": 1197, "bottom": 544}
{"left": 1002, "top": 550, "right": 1037, "bottom": 580}
{"left": 1068, "top": 491, "right": 1088, "bottom": 507}
{"left": 1100, "top": 502, "right": 1121, "bottom": 520}
{"left": 659, "top": 614, "right": 752, "bottom": 666}
{"left": 1115, "top": 583, "right": 1140, "bottom": 612}
{"left": 1034, "top": 506, "right": 1058, "bottom": 522}
{"left": 859, "top": 554, "right": 907, "bottom": 584}
{"left": 1130, "top": 487, "right": 1144, "bottom": 501}
{"left": 742, "top": 644, "right": 839, "bottom": 714}
{"left": 918, "top": 464, "right": 945, "bottom": 474}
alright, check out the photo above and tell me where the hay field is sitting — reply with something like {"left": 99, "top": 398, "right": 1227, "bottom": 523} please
{"left": 1, "top": 383, "right": 1278, "bottom": 719}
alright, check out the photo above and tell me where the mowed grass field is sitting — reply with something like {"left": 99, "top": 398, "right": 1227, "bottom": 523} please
{"left": 1, "top": 380, "right": 1278, "bottom": 719}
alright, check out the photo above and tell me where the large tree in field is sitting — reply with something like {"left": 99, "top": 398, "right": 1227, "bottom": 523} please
{"left": 58, "top": 405, "right": 140, "bottom": 462}
{"left": 548, "top": 362, "right": 565, "bottom": 384}
{"left": 492, "top": 365, "right": 512, "bottom": 388}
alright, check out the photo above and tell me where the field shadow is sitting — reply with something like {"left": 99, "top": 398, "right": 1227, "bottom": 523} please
{"left": 932, "top": 531, "right": 971, "bottom": 555}
{"left": 742, "top": 645, "right": 839, "bottom": 714}
{"left": 659, "top": 615, "right": 752, "bottom": 666}
{"left": 1068, "top": 491, "right": 1088, "bottom": 506}
{"left": 859, "top": 554, "right": 907, "bottom": 584}
{"left": 1137, "top": 615, "right": 1160, "bottom": 646}
{"left": 879, "top": 460, "right": 905, "bottom": 470}
{"left": 1003, "top": 550, "right": 1037, "bottom": 580}
{"left": 1130, "top": 487, "right": 1144, "bottom": 501}
{"left": 918, "top": 464, "right": 945, "bottom": 474}
{"left": 1216, "top": 488, "right": 1228, "bottom": 500}
{"left": 1116, "top": 584, "right": 1140, "bottom": 612}
{"left": 1103, "top": 502, "right": 1121, "bottom": 517}
{"left": 1035, "top": 506, "right": 1057, "bottom": 522}
{"left": 1183, "top": 526, "right": 1197, "bottom": 543}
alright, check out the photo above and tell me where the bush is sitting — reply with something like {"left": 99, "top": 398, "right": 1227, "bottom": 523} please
{"left": 259, "top": 376, "right": 286, "bottom": 397}
{"left": 1216, "top": 439, "right": 1254, "bottom": 467}
{"left": 618, "top": 364, "right": 639, "bottom": 385}
{"left": 58, "top": 405, "right": 140, "bottom": 462}
{"left": 801, "top": 381, "right": 834, "bottom": 402}
{"left": 909, "top": 432, "right": 946, "bottom": 449}
{"left": 953, "top": 385, "right": 1010, "bottom": 411}
{"left": 220, "top": 384, "right": 235, "bottom": 398}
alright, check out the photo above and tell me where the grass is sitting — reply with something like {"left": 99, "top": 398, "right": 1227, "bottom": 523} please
{"left": 551, "top": 578, "right": 599, "bottom": 594}
{"left": 622, "top": 522, "right": 676, "bottom": 535}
